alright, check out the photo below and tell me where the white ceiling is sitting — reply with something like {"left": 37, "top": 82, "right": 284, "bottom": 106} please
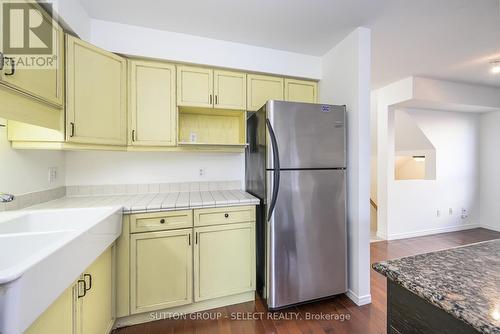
{"left": 79, "top": 0, "right": 500, "bottom": 88}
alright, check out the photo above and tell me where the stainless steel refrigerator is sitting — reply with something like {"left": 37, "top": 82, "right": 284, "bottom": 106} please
{"left": 245, "top": 100, "right": 347, "bottom": 310}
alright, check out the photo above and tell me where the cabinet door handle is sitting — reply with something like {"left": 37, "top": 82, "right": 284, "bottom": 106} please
{"left": 188, "top": 234, "right": 191, "bottom": 246}
{"left": 215, "top": 95, "right": 218, "bottom": 105}
{"left": 77, "top": 279, "right": 87, "bottom": 298}
{"left": 70, "top": 122, "right": 75, "bottom": 137}
{"left": 195, "top": 232, "right": 198, "bottom": 244}
{"left": 160, "top": 218, "right": 165, "bottom": 224}
{"left": 132, "top": 129, "right": 136, "bottom": 142}
{"left": 224, "top": 213, "right": 229, "bottom": 218}
{"left": 4, "top": 57, "right": 15, "bottom": 76}
{"left": 209, "top": 94, "right": 212, "bottom": 105}
{"left": 0, "top": 52, "right": 4, "bottom": 71}
{"left": 83, "top": 273, "right": 92, "bottom": 291}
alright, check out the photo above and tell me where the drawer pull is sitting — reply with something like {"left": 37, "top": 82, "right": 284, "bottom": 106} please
{"left": 160, "top": 219, "right": 166, "bottom": 224}
{"left": 224, "top": 213, "right": 229, "bottom": 218}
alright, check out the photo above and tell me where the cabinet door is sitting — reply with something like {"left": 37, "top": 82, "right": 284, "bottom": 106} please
{"left": 24, "top": 286, "right": 74, "bottom": 334}
{"left": 213, "top": 70, "right": 246, "bottom": 110}
{"left": 247, "top": 74, "right": 284, "bottom": 111}
{"left": 76, "top": 248, "right": 113, "bottom": 334}
{"left": 177, "top": 65, "right": 213, "bottom": 108}
{"left": 66, "top": 35, "right": 126, "bottom": 145}
{"left": 131, "top": 229, "right": 193, "bottom": 314}
{"left": 129, "top": 60, "right": 176, "bottom": 146}
{"left": 194, "top": 222, "right": 255, "bottom": 301}
{"left": 0, "top": 0, "right": 64, "bottom": 107}
{"left": 285, "top": 78, "right": 317, "bottom": 103}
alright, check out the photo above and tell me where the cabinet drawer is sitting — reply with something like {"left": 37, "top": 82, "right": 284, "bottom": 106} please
{"left": 130, "top": 210, "right": 193, "bottom": 233}
{"left": 194, "top": 206, "right": 255, "bottom": 227}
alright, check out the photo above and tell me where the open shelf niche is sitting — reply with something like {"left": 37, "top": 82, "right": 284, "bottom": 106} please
{"left": 178, "top": 107, "right": 247, "bottom": 147}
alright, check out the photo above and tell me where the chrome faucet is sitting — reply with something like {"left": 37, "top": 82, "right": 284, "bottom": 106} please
{"left": 0, "top": 193, "right": 15, "bottom": 203}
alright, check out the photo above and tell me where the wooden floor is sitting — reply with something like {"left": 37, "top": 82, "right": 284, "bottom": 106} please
{"left": 113, "top": 228, "right": 500, "bottom": 334}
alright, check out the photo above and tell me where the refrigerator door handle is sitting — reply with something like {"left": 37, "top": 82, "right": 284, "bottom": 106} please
{"left": 266, "top": 119, "right": 280, "bottom": 222}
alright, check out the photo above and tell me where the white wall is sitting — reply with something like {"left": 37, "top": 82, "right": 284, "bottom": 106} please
{"left": 480, "top": 111, "right": 500, "bottom": 232}
{"left": 388, "top": 109, "right": 480, "bottom": 239}
{"left": 90, "top": 19, "right": 322, "bottom": 80}
{"left": 320, "top": 27, "right": 371, "bottom": 306}
{"left": 0, "top": 119, "right": 65, "bottom": 195}
{"left": 65, "top": 151, "right": 244, "bottom": 186}
{"left": 49, "top": 0, "right": 91, "bottom": 40}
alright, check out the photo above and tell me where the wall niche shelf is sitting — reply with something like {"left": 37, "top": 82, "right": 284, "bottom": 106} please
{"left": 178, "top": 107, "right": 247, "bottom": 147}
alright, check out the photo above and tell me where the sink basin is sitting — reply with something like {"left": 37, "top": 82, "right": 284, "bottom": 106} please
{"left": 0, "top": 207, "right": 115, "bottom": 234}
{"left": 0, "top": 206, "right": 123, "bottom": 334}
{"left": 0, "top": 231, "right": 72, "bottom": 271}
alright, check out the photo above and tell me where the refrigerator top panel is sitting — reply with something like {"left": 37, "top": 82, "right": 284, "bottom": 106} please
{"left": 265, "top": 100, "right": 346, "bottom": 169}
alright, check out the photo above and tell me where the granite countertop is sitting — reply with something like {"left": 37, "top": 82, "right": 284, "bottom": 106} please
{"left": 27, "top": 189, "right": 260, "bottom": 214}
{"left": 372, "top": 239, "right": 500, "bottom": 334}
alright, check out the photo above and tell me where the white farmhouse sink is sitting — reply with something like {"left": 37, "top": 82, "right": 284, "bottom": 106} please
{"left": 0, "top": 206, "right": 122, "bottom": 334}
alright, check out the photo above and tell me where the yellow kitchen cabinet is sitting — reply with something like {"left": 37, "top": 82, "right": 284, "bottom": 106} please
{"left": 194, "top": 222, "right": 255, "bottom": 301}
{"left": 285, "top": 78, "right": 318, "bottom": 103}
{"left": 247, "top": 74, "right": 284, "bottom": 111}
{"left": 129, "top": 60, "right": 176, "bottom": 146}
{"left": 0, "top": 0, "right": 64, "bottom": 107}
{"left": 76, "top": 247, "right": 114, "bottom": 334}
{"left": 66, "top": 34, "right": 127, "bottom": 145}
{"left": 213, "top": 70, "right": 246, "bottom": 110}
{"left": 24, "top": 285, "right": 75, "bottom": 334}
{"left": 177, "top": 65, "right": 213, "bottom": 108}
{"left": 130, "top": 229, "right": 193, "bottom": 314}
{"left": 24, "top": 247, "right": 114, "bottom": 334}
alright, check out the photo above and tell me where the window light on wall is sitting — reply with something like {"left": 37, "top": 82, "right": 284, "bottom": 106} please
{"left": 491, "top": 60, "right": 500, "bottom": 74}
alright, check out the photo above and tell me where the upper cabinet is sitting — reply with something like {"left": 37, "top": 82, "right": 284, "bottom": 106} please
{"left": 177, "top": 66, "right": 213, "bottom": 108}
{"left": 213, "top": 70, "right": 246, "bottom": 110}
{"left": 0, "top": 0, "right": 64, "bottom": 129}
{"left": 65, "top": 34, "right": 127, "bottom": 145}
{"left": 285, "top": 78, "right": 318, "bottom": 103}
{"left": 247, "top": 74, "right": 284, "bottom": 111}
{"left": 177, "top": 66, "right": 247, "bottom": 110}
{"left": 129, "top": 60, "right": 176, "bottom": 147}
{"left": 0, "top": 0, "right": 64, "bottom": 107}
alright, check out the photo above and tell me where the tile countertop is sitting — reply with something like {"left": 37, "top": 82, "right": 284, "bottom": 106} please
{"left": 26, "top": 189, "right": 260, "bottom": 214}
{"left": 372, "top": 239, "right": 500, "bottom": 334}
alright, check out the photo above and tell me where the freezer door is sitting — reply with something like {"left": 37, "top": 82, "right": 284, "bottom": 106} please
{"left": 267, "top": 169, "right": 347, "bottom": 309}
{"left": 266, "top": 101, "right": 346, "bottom": 169}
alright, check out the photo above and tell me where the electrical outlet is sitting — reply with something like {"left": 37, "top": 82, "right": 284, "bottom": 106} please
{"left": 461, "top": 208, "right": 468, "bottom": 219}
{"left": 436, "top": 210, "right": 441, "bottom": 217}
{"left": 48, "top": 167, "right": 58, "bottom": 183}
{"left": 190, "top": 132, "right": 197, "bottom": 143}
{"left": 199, "top": 168, "right": 205, "bottom": 177}
{"left": 449, "top": 208, "right": 453, "bottom": 215}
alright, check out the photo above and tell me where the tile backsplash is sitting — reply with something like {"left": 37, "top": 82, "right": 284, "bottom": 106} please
{"left": 66, "top": 181, "right": 242, "bottom": 197}
{"left": 0, "top": 187, "right": 66, "bottom": 212}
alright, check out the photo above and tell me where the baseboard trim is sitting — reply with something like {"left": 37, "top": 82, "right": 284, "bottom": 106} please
{"left": 113, "top": 291, "right": 255, "bottom": 329}
{"left": 346, "top": 289, "right": 372, "bottom": 306}
{"left": 386, "top": 224, "right": 480, "bottom": 241}
{"left": 481, "top": 224, "right": 500, "bottom": 232}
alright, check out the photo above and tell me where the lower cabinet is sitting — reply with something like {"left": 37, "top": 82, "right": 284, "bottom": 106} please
{"left": 130, "top": 229, "right": 193, "bottom": 314}
{"left": 24, "top": 286, "right": 74, "bottom": 334}
{"left": 24, "top": 247, "right": 114, "bottom": 334}
{"left": 194, "top": 222, "right": 255, "bottom": 301}
{"left": 76, "top": 247, "right": 114, "bottom": 334}
{"left": 117, "top": 206, "right": 256, "bottom": 320}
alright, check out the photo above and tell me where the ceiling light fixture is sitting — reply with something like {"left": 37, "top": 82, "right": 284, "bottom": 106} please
{"left": 412, "top": 155, "right": 426, "bottom": 162}
{"left": 491, "top": 60, "right": 500, "bottom": 74}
